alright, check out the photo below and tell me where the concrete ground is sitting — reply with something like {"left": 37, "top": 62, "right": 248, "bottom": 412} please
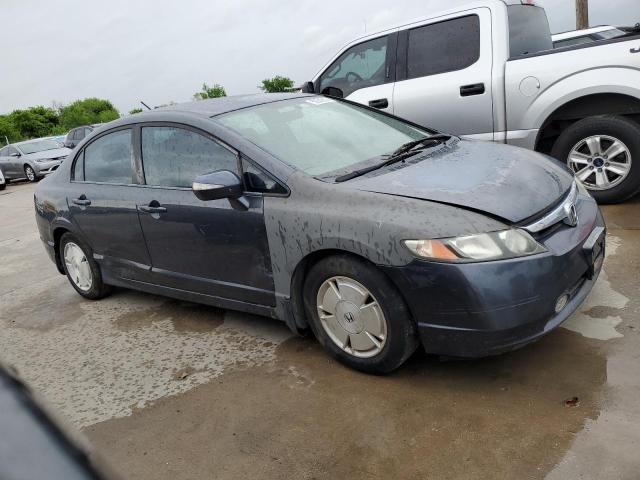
{"left": 0, "top": 180, "right": 638, "bottom": 479}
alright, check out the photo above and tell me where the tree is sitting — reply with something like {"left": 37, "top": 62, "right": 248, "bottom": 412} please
{"left": 260, "top": 76, "right": 295, "bottom": 93}
{"left": 0, "top": 115, "right": 21, "bottom": 143}
{"left": 129, "top": 108, "right": 143, "bottom": 115}
{"left": 9, "top": 106, "right": 60, "bottom": 139}
{"left": 58, "top": 98, "right": 120, "bottom": 130}
{"left": 194, "top": 83, "right": 226, "bottom": 100}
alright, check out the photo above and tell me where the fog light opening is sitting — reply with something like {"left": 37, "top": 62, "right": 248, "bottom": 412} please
{"left": 555, "top": 294, "right": 569, "bottom": 313}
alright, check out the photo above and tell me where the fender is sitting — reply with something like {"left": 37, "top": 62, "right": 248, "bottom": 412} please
{"left": 521, "top": 67, "right": 640, "bottom": 131}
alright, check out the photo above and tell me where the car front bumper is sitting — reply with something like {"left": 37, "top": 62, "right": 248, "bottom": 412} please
{"left": 381, "top": 195, "right": 605, "bottom": 358}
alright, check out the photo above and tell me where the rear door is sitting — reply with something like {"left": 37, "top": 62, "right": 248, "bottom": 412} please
{"left": 67, "top": 127, "right": 152, "bottom": 281}
{"left": 393, "top": 9, "right": 494, "bottom": 138}
{"left": 135, "top": 124, "right": 276, "bottom": 306}
{"left": 6, "top": 146, "right": 22, "bottom": 176}
{"left": 316, "top": 32, "right": 398, "bottom": 114}
{"left": 0, "top": 147, "right": 11, "bottom": 177}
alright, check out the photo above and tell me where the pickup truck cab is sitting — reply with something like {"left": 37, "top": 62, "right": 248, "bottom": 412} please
{"left": 304, "top": 0, "right": 640, "bottom": 203}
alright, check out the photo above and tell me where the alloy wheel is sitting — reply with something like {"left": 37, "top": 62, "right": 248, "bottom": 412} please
{"left": 25, "top": 166, "right": 36, "bottom": 182}
{"left": 568, "top": 135, "right": 632, "bottom": 191}
{"left": 316, "top": 276, "right": 387, "bottom": 358}
{"left": 64, "top": 242, "right": 93, "bottom": 291}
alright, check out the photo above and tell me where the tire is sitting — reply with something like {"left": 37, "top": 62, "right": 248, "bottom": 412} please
{"left": 0, "top": 182, "right": 5, "bottom": 191}
{"left": 303, "top": 254, "right": 419, "bottom": 374}
{"left": 551, "top": 115, "right": 640, "bottom": 204}
{"left": 24, "top": 165, "right": 37, "bottom": 182}
{"left": 59, "top": 233, "right": 111, "bottom": 300}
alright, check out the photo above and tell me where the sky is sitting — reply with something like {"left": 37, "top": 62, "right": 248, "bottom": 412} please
{"left": 2, "top": 0, "right": 639, "bottom": 114}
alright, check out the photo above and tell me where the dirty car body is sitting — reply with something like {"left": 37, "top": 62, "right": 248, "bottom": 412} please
{"left": 34, "top": 93, "right": 605, "bottom": 372}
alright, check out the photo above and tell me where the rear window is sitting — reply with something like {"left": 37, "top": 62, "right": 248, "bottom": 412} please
{"left": 507, "top": 5, "right": 553, "bottom": 57}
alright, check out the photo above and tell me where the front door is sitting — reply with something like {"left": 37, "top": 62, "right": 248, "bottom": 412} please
{"left": 393, "top": 9, "right": 494, "bottom": 139}
{"left": 316, "top": 32, "right": 397, "bottom": 114}
{"left": 136, "top": 125, "right": 275, "bottom": 306}
{"left": 67, "top": 127, "right": 152, "bottom": 280}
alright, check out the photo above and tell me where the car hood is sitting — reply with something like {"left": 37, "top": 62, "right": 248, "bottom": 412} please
{"left": 25, "top": 148, "right": 71, "bottom": 161}
{"left": 348, "top": 139, "right": 573, "bottom": 223}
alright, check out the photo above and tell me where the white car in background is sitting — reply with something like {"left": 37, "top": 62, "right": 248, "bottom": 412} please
{"left": 552, "top": 26, "right": 628, "bottom": 49}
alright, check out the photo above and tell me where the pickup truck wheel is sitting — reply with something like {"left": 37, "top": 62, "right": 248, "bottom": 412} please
{"left": 303, "top": 254, "right": 419, "bottom": 374}
{"left": 551, "top": 115, "right": 640, "bottom": 204}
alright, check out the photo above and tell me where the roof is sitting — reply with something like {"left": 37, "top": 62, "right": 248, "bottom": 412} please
{"left": 157, "top": 92, "right": 311, "bottom": 117}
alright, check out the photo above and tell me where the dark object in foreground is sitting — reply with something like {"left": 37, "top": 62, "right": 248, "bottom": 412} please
{"left": 0, "top": 365, "right": 113, "bottom": 480}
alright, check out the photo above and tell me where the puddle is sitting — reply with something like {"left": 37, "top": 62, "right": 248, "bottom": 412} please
{"left": 114, "top": 299, "right": 225, "bottom": 333}
{"left": 85, "top": 327, "right": 606, "bottom": 480}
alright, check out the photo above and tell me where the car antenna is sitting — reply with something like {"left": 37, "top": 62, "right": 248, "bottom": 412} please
{"left": 140, "top": 101, "right": 152, "bottom": 110}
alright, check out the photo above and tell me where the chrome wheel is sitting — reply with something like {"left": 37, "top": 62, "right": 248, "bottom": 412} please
{"left": 64, "top": 242, "right": 93, "bottom": 292}
{"left": 568, "top": 135, "right": 632, "bottom": 191}
{"left": 25, "top": 166, "right": 36, "bottom": 182}
{"left": 316, "top": 276, "right": 387, "bottom": 358}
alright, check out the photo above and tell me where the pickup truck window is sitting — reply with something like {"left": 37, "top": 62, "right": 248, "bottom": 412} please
{"left": 318, "top": 35, "right": 390, "bottom": 97}
{"left": 406, "top": 15, "right": 480, "bottom": 80}
{"left": 507, "top": 5, "right": 553, "bottom": 57}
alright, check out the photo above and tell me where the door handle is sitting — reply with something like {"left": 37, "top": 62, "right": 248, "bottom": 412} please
{"left": 72, "top": 197, "right": 91, "bottom": 206}
{"left": 368, "top": 98, "right": 389, "bottom": 109}
{"left": 460, "top": 83, "right": 485, "bottom": 97}
{"left": 138, "top": 205, "right": 167, "bottom": 214}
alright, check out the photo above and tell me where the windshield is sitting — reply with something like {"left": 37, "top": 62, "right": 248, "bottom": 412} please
{"left": 216, "top": 97, "right": 431, "bottom": 176}
{"left": 18, "top": 139, "right": 62, "bottom": 154}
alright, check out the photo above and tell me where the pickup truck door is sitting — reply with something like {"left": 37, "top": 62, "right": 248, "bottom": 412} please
{"left": 316, "top": 32, "right": 398, "bottom": 114}
{"left": 393, "top": 8, "right": 494, "bottom": 139}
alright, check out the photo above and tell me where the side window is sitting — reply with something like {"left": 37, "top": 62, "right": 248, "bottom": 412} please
{"left": 84, "top": 129, "right": 133, "bottom": 184}
{"left": 84, "top": 127, "right": 93, "bottom": 137}
{"left": 141, "top": 126, "right": 238, "bottom": 188}
{"left": 71, "top": 129, "right": 80, "bottom": 140}
{"left": 73, "top": 151, "right": 85, "bottom": 181}
{"left": 7, "top": 146, "right": 19, "bottom": 156}
{"left": 241, "top": 158, "right": 286, "bottom": 194}
{"left": 319, "top": 35, "right": 390, "bottom": 97}
{"left": 0, "top": 147, "right": 8, "bottom": 156}
{"left": 406, "top": 15, "right": 480, "bottom": 79}
{"left": 76, "top": 129, "right": 86, "bottom": 140}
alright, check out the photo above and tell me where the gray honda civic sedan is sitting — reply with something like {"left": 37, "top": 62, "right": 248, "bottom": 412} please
{"left": 34, "top": 93, "right": 605, "bottom": 373}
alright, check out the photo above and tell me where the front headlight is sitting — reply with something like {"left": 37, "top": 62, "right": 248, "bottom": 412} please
{"left": 404, "top": 229, "right": 546, "bottom": 262}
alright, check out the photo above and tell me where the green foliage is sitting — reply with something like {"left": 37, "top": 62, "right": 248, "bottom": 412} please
{"left": 9, "top": 106, "right": 60, "bottom": 139}
{"left": 194, "top": 83, "right": 227, "bottom": 100}
{"left": 259, "top": 75, "right": 295, "bottom": 93}
{"left": 58, "top": 98, "right": 120, "bottom": 130}
{"left": 0, "top": 115, "right": 21, "bottom": 143}
{"left": 128, "top": 108, "right": 144, "bottom": 115}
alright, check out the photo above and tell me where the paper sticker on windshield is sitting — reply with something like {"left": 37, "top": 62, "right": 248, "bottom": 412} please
{"left": 305, "top": 98, "right": 335, "bottom": 105}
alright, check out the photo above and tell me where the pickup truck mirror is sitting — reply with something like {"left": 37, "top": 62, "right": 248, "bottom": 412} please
{"left": 321, "top": 86, "right": 344, "bottom": 98}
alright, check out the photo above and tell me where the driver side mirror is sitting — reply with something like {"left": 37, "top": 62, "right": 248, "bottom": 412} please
{"left": 9, "top": 152, "right": 20, "bottom": 157}
{"left": 301, "top": 81, "right": 315, "bottom": 93}
{"left": 192, "top": 170, "right": 243, "bottom": 202}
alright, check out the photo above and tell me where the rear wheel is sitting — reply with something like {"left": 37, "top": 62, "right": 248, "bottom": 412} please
{"left": 60, "top": 233, "right": 111, "bottom": 300}
{"left": 303, "top": 254, "right": 418, "bottom": 374}
{"left": 24, "top": 165, "right": 37, "bottom": 182}
{"left": 551, "top": 115, "right": 640, "bottom": 203}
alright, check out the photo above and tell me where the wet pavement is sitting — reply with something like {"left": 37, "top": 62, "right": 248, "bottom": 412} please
{"left": 1, "top": 181, "right": 638, "bottom": 479}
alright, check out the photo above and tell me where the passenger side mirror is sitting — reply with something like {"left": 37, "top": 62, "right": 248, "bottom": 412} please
{"left": 321, "top": 86, "right": 344, "bottom": 98}
{"left": 301, "top": 81, "right": 315, "bottom": 93}
{"left": 9, "top": 152, "right": 20, "bottom": 157}
{"left": 192, "top": 170, "right": 243, "bottom": 202}
{"left": 65, "top": 142, "right": 75, "bottom": 149}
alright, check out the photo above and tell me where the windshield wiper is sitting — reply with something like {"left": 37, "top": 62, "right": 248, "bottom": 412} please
{"left": 334, "top": 134, "right": 452, "bottom": 183}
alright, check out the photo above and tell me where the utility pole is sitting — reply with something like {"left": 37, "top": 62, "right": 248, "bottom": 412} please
{"left": 576, "top": 0, "right": 589, "bottom": 30}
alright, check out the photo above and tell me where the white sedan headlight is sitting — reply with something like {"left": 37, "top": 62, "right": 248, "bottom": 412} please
{"left": 404, "top": 229, "right": 546, "bottom": 262}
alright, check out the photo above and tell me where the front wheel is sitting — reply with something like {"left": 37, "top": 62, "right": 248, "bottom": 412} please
{"left": 551, "top": 115, "right": 640, "bottom": 204}
{"left": 303, "top": 254, "right": 418, "bottom": 374}
{"left": 60, "top": 233, "right": 111, "bottom": 300}
{"left": 24, "top": 165, "right": 37, "bottom": 182}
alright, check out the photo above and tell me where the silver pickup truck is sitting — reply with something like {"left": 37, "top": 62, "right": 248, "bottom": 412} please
{"left": 303, "top": 0, "right": 640, "bottom": 203}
